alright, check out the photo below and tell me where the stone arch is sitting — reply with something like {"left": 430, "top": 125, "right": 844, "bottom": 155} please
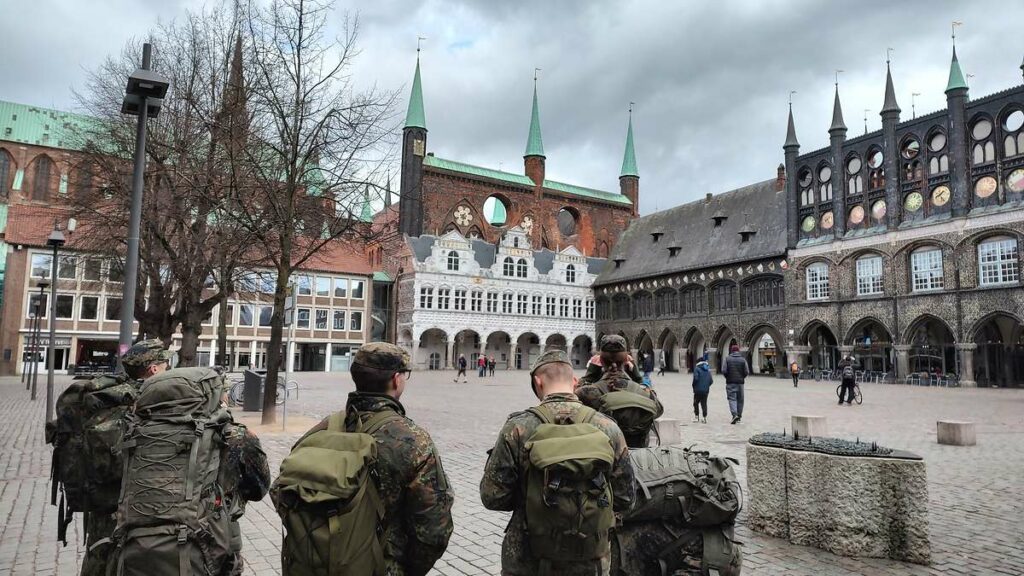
{"left": 515, "top": 331, "right": 541, "bottom": 370}
{"left": 799, "top": 320, "right": 839, "bottom": 372}
{"left": 483, "top": 330, "right": 513, "bottom": 370}
{"left": 845, "top": 317, "right": 895, "bottom": 374}
{"left": 682, "top": 326, "right": 706, "bottom": 373}
{"left": 903, "top": 314, "right": 957, "bottom": 377}
{"left": 398, "top": 328, "right": 414, "bottom": 349}
{"left": 418, "top": 328, "right": 448, "bottom": 370}
{"left": 26, "top": 152, "right": 57, "bottom": 202}
{"left": 971, "top": 311, "right": 1024, "bottom": 388}
{"left": 744, "top": 323, "right": 785, "bottom": 377}
{"left": 545, "top": 333, "right": 568, "bottom": 352}
{"left": 0, "top": 147, "right": 16, "bottom": 200}
{"left": 657, "top": 328, "right": 680, "bottom": 372}
{"left": 452, "top": 329, "right": 482, "bottom": 365}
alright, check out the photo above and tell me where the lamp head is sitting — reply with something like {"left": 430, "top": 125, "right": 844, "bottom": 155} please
{"left": 125, "top": 68, "right": 170, "bottom": 99}
{"left": 36, "top": 280, "right": 50, "bottom": 290}
{"left": 47, "top": 228, "right": 66, "bottom": 248}
{"left": 121, "top": 94, "right": 163, "bottom": 118}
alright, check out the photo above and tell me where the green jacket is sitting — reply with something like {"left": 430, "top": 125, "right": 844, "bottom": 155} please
{"left": 480, "top": 392, "right": 636, "bottom": 576}
{"left": 305, "top": 392, "right": 454, "bottom": 576}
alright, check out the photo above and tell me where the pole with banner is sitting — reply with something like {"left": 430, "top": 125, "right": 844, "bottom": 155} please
{"left": 282, "top": 282, "right": 296, "bottom": 431}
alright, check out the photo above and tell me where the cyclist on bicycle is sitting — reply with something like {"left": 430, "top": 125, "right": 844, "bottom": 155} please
{"left": 838, "top": 354, "right": 859, "bottom": 405}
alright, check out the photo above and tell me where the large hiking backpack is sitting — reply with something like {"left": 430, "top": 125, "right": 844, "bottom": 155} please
{"left": 625, "top": 445, "right": 741, "bottom": 527}
{"left": 113, "top": 367, "right": 235, "bottom": 576}
{"left": 270, "top": 409, "right": 401, "bottom": 576}
{"left": 522, "top": 404, "right": 616, "bottom": 562}
{"left": 611, "top": 521, "right": 743, "bottom": 576}
{"left": 595, "top": 376, "right": 660, "bottom": 442}
{"left": 46, "top": 375, "right": 138, "bottom": 544}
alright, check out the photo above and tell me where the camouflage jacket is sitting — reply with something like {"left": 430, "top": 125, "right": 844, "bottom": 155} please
{"left": 480, "top": 392, "right": 636, "bottom": 576}
{"left": 305, "top": 392, "right": 454, "bottom": 576}
{"left": 220, "top": 421, "right": 271, "bottom": 510}
{"left": 577, "top": 362, "right": 643, "bottom": 387}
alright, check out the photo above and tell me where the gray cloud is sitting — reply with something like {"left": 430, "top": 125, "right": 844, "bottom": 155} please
{"left": 2, "top": 0, "right": 1022, "bottom": 214}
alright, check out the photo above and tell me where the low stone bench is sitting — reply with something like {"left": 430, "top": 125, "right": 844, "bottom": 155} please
{"left": 937, "top": 420, "right": 976, "bottom": 446}
{"left": 654, "top": 418, "right": 681, "bottom": 445}
{"left": 747, "top": 436, "right": 930, "bottom": 565}
{"left": 791, "top": 415, "right": 827, "bottom": 439}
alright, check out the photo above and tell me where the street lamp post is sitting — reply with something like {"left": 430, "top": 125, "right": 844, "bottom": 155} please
{"left": 118, "top": 42, "right": 170, "bottom": 360}
{"left": 45, "top": 227, "right": 66, "bottom": 423}
{"left": 30, "top": 281, "right": 48, "bottom": 401}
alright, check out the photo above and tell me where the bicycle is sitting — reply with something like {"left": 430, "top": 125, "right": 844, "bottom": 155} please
{"left": 227, "top": 377, "right": 292, "bottom": 407}
{"left": 836, "top": 381, "right": 863, "bottom": 405}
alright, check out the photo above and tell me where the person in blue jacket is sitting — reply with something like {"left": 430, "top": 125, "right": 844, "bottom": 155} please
{"left": 691, "top": 353, "right": 713, "bottom": 423}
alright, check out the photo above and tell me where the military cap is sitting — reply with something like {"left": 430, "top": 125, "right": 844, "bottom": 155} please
{"left": 530, "top": 349, "right": 571, "bottom": 376}
{"left": 353, "top": 342, "right": 411, "bottom": 372}
{"left": 599, "top": 334, "right": 628, "bottom": 353}
{"left": 121, "top": 338, "right": 173, "bottom": 368}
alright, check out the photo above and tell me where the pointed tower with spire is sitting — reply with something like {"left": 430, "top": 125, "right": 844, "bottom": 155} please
{"left": 619, "top": 106, "right": 639, "bottom": 216}
{"left": 783, "top": 101, "right": 800, "bottom": 248}
{"left": 880, "top": 58, "right": 902, "bottom": 229}
{"left": 399, "top": 51, "right": 428, "bottom": 237}
{"left": 828, "top": 81, "right": 848, "bottom": 237}
{"left": 524, "top": 73, "right": 546, "bottom": 189}
{"left": 215, "top": 33, "right": 248, "bottom": 157}
{"left": 945, "top": 39, "right": 971, "bottom": 217}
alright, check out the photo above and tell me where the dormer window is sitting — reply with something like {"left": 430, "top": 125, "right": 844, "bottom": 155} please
{"left": 739, "top": 226, "right": 756, "bottom": 243}
{"left": 712, "top": 211, "right": 727, "bottom": 227}
{"left": 668, "top": 246, "right": 681, "bottom": 257}
{"left": 614, "top": 258, "right": 625, "bottom": 269}
{"left": 651, "top": 232, "right": 663, "bottom": 243}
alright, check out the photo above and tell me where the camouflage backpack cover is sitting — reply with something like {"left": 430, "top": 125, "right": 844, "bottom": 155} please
{"left": 46, "top": 374, "right": 138, "bottom": 544}
{"left": 594, "top": 375, "right": 660, "bottom": 442}
{"left": 113, "top": 367, "right": 235, "bottom": 576}
{"left": 271, "top": 409, "right": 401, "bottom": 576}
{"left": 522, "top": 404, "right": 616, "bottom": 562}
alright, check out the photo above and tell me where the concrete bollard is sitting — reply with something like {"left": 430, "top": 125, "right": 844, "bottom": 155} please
{"left": 937, "top": 421, "right": 976, "bottom": 446}
{"left": 791, "top": 415, "right": 828, "bottom": 439}
{"left": 655, "top": 418, "right": 682, "bottom": 445}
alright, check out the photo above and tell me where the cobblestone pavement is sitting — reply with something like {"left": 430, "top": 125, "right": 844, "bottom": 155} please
{"left": 1, "top": 370, "right": 1022, "bottom": 575}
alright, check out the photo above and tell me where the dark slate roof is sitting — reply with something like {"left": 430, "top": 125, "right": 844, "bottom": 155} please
{"left": 470, "top": 239, "right": 496, "bottom": 268}
{"left": 533, "top": 249, "right": 555, "bottom": 274}
{"left": 409, "top": 235, "right": 435, "bottom": 262}
{"left": 595, "top": 178, "right": 787, "bottom": 286}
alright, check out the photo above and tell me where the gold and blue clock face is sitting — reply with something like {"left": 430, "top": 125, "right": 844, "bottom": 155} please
{"left": 931, "top": 185, "right": 951, "bottom": 207}
{"left": 904, "top": 192, "right": 923, "bottom": 212}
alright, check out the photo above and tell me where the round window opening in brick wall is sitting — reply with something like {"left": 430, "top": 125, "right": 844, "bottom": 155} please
{"left": 557, "top": 207, "right": 578, "bottom": 236}
{"left": 483, "top": 195, "right": 509, "bottom": 227}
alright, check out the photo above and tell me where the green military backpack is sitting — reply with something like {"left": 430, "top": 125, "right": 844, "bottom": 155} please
{"left": 113, "top": 367, "right": 235, "bottom": 576}
{"left": 625, "top": 445, "right": 741, "bottom": 527}
{"left": 595, "top": 377, "right": 660, "bottom": 443}
{"left": 523, "top": 404, "right": 616, "bottom": 563}
{"left": 46, "top": 374, "right": 138, "bottom": 544}
{"left": 270, "top": 409, "right": 400, "bottom": 576}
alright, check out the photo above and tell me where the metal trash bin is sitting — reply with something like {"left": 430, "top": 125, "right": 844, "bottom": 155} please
{"left": 243, "top": 369, "right": 266, "bottom": 412}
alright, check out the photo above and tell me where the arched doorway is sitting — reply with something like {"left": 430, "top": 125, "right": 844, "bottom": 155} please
{"left": 712, "top": 326, "right": 738, "bottom": 374}
{"left": 453, "top": 329, "right": 481, "bottom": 366}
{"left": 846, "top": 318, "right": 894, "bottom": 374}
{"left": 746, "top": 324, "right": 784, "bottom": 377}
{"left": 571, "top": 335, "right": 593, "bottom": 369}
{"left": 418, "top": 328, "right": 448, "bottom": 370}
{"left": 972, "top": 313, "right": 1024, "bottom": 387}
{"left": 658, "top": 328, "right": 679, "bottom": 372}
{"left": 545, "top": 333, "right": 568, "bottom": 352}
{"left": 801, "top": 321, "right": 838, "bottom": 372}
{"left": 905, "top": 316, "right": 957, "bottom": 377}
{"left": 635, "top": 330, "right": 654, "bottom": 371}
{"left": 516, "top": 332, "right": 541, "bottom": 370}
{"left": 684, "top": 327, "right": 706, "bottom": 373}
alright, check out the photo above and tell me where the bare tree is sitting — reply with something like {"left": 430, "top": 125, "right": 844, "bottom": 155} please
{"left": 70, "top": 2, "right": 257, "bottom": 364}
{"left": 239, "top": 0, "right": 398, "bottom": 423}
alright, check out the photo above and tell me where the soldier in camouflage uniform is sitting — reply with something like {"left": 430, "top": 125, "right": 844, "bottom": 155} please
{"left": 481, "top": 350, "right": 636, "bottom": 576}
{"left": 575, "top": 335, "right": 664, "bottom": 447}
{"left": 74, "top": 340, "right": 172, "bottom": 576}
{"left": 218, "top": 398, "right": 271, "bottom": 575}
{"left": 298, "top": 342, "right": 454, "bottom": 576}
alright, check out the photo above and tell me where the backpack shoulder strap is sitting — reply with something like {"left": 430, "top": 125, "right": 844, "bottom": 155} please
{"left": 575, "top": 405, "right": 598, "bottom": 425}
{"left": 527, "top": 403, "right": 554, "bottom": 424}
{"left": 327, "top": 411, "right": 346, "bottom": 432}
{"left": 361, "top": 409, "right": 402, "bottom": 435}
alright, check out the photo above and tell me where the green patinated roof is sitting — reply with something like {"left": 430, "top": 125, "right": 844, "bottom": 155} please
{"left": 405, "top": 59, "right": 427, "bottom": 130}
{"left": 359, "top": 187, "right": 373, "bottom": 222}
{"left": 373, "top": 271, "right": 392, "bottom": 282}
{"left": 620, "top": 114, "right": 638, "bottom": 177}
{"left": 0, "top": 100, "right": 97, "bottom": 151}
{"left": 946, "top": 48, "right": 968, "bottom": 93}
{"left": 524, "top": 84, "right": 545, "bottom": 157}
{"left": 423, "top": 155, "right": 632, "bottom": 206}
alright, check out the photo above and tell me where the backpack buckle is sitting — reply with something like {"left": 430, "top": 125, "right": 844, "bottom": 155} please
{"left": 177, "top": 526, "right": 189, "bottom": 544}
{"left": 194, "top": 420, "right": 206, "bottom": 435}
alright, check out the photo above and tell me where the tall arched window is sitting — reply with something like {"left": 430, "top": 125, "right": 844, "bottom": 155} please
{"left": 681, "top": 286, "right": 706, "bottom": 315}
{"left": 1003, "top": 110, "right": 1024, "bottom": 157}
{"left": 927, "top": 131, "right": 949, "bottom": 175}
{"left": 741, "top": 277, "right": 784, "bottom": 309}
{"left": 910, "top": 247, "right": 944, "bottom": 292}
{"left": 971, "top": 118, "right": 996, "bottom": 164}
{"left": 0, "top": 149, "right": 13, "bottom": 200}
{"left": 32, "top": 155, "right": 53, "bottom": 201}
{"left": 817, "top": 165, "right": 833, "bottom": 202}
{"left": 806, "top": 262, "right": 830, "bottom": 300}
{"left": 978, "top": 236, "right": 1019, "bottom": 286}
{"left": 798, "top": 167, "right": 813, "bottom": 206}
{"left": 75, "top": 161, "right": 94, "bottom": 198}
{"left": 446, "top": 250, "right": 460, "bottom": 271}
{"left": 516, "top": 258, "right": 528, "bottom": 278}
{"left": 503, "top": 257, "right": 515, "bottom": 277}
{"left": 710, "top": 283, "right": 737, "bottom": 312}
{"left": 846, "top": 156, "right": 863, "bottom": 194}
{"left": 565, "top": 264, "right": 576, "bottom": 283}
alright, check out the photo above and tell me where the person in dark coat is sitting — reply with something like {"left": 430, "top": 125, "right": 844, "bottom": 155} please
{"left": 488, "top": 356, "right": 496, "bottom": 376}
{"left": 455, "top": 354, "right": 467, "bottom": 383}
{"left": 721, "top": 344, "right": 749, "bottom": 424}
{"left": 691, "top": 353, "right": 713, "bottom": 423}
{"left": 837, "top": 355, "right": 859, "bottom": 405}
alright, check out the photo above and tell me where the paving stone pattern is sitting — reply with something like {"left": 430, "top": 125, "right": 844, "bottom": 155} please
{"left": 1, "top": 371, "right": 1022, "bottom": 575}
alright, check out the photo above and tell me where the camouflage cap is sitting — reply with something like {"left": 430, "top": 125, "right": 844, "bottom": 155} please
{"left": 599, "top": 334, "right": 628, "bottom": 353}
{"left": 121, "top": 339, "right": 173, "bottom": 368}
{"left": 353, "top": 342, "right": 411, "bottom": 372}
{"left": 530, "top": 349, "right": 571, "bottom": 376}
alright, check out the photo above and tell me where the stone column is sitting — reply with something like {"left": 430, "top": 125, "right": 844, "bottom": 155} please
{"left": 956, "top": 343, "right": 977, "bottom": 387}
{"left": 411, "top": 341, "right": 420, "bottom": 369}
{"left": 653, "top": 348, "right": 662, "bottom": 371}
{"left": 445, "top": 340, "right": 455, "bottom": 369}
{"left": 894, "top": 345, "right": 911, "bottom": 381}
{"left": 706, "top": 347, "right": 720, "bottom": 374}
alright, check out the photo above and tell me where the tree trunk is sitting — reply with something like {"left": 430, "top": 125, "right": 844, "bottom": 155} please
{"left": 261, "top": 262, "right": 290, "bottom": 424}
{"left": 178, "top": 309, "right": 202, "bottom": 367}
{"left": 217, "top": 289, "right": 229, "bottom": 368}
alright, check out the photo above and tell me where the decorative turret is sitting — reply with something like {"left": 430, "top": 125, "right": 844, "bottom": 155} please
{"left": 828, "top": 83, "right": 847, "bottom": 237}
{"left": 619, "top": 106, "right": 639, "bottom": 216}
{"left": 945, "top": 43, "right": 971, "bottom": 217}
{"left": 783, "top": 101, "right": 800, "bottom": 248}
{"left": 880, "top": 59, "right": 902, "bottom": 230}
{"left": 945, "top": 47, "right": 969, "bottom": 94}
{"left": 828, "top": 85, "right": 848, "bottom": 135}
{"left": 399, "top": 52, "right": 428, "bottom": 237}
{"left": 524, "top": 74, "right": 546, "bottom": 187}
{"left": 881, "top": 61, "right": 901, "bottom": 116}
{"left": 405, "top": 58, "right": 427, "bottom": 129}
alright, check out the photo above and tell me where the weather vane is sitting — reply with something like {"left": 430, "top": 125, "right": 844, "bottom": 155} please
{"left": 911, "top": 92, "right": 921, "bottom": 119}
{"left": 534, "top": 67, "right": 541, "bottom": 83}
{"left": 886, "top": 47, "right": 894, "bottom": 64}
{"left": 952, "top": 21, "right": 962, "bottom": 46}
{"left": 417, "top": 36, "right": 426, "bottom": 54}
{"left": 835, "top": 69, "right": 844, "bottom": 86}
{"left": 863, "top": 109, "right": 870, "bottom": 134}
{"left": 789, "top": 90, "right": 797, "bottom": 106}
{"left": 629, "top": 101, "right": 635, "bottom": 115}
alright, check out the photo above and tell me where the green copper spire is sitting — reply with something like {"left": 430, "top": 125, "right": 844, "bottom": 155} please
{"left": 405, "top": 57, "right": 426, "bottom": 129}
{"left": 619, "top": 107, "right": 638, "bottom": 177}
{"left": 524, "top": 77, "right": 545, "bottom": 157}
{"left": 359, "top": 185, "right": 373, "bottom": 222}
{"left": 945, "top": 47, "right": 968, "bottom": 93}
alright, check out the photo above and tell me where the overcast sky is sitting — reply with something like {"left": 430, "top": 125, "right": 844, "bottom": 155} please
{"left": 2, "top": 0, "right": 1023, "bottom": 214}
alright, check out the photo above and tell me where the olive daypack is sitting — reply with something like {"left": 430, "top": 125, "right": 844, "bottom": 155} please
{"left": 113, "top": 367, "right": 236, "bottom": 576}
{"left": 523, "top": 404, "right": 616, "bottom": 563}
{"left": 842, "top": 364, "right": 855, "bottom": 380}
{"left": 594, "top": 376, "right": 660, "bottom": 443}
{"left": 46, "top": 375, "right": 138, "bottom": 544}
{"left": 625, "top": 445, "right": 741, "bottom": 527}
{"left": 271, "top": 409, "right": 401, "bottom": 576}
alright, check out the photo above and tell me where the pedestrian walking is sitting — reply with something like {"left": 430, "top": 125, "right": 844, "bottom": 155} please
{"left": 455, "top": 354, "right": 467, "bottom": 383}
{"left": 478, "top": 355, "right": 487, "bottom": 377}
{"left": 656, "top": 353, "right": 666, "bottom": 376}
{"left": 838, "top": 354, "right": 858, "bottom": 405}
{"left": 722, "top": 344, "right": 749, "bottom": 424}
{"left": 691, "top": 353, "right": 713, "bottom": 423}
{"left": 790, "top": 360, "right": 800, "bottom": 388}
{"left": 488, "top": 356, "right": 496, "bottom": 376}
{"left": 642, "top": 353, "right": 655, "bottom": 387}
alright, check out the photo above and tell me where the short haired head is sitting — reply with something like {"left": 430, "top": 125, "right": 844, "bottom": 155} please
{"left": 730, "top": 344, "right": 740, "bottom": 353}
{"left": 529, "top": 349, "right": 574, "bottom": 398}
{"left": 121, "top": 339, "right": 172, "bottom": 380}
{"left": 350, "top": 342, "right": 412, "bottom": 397}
